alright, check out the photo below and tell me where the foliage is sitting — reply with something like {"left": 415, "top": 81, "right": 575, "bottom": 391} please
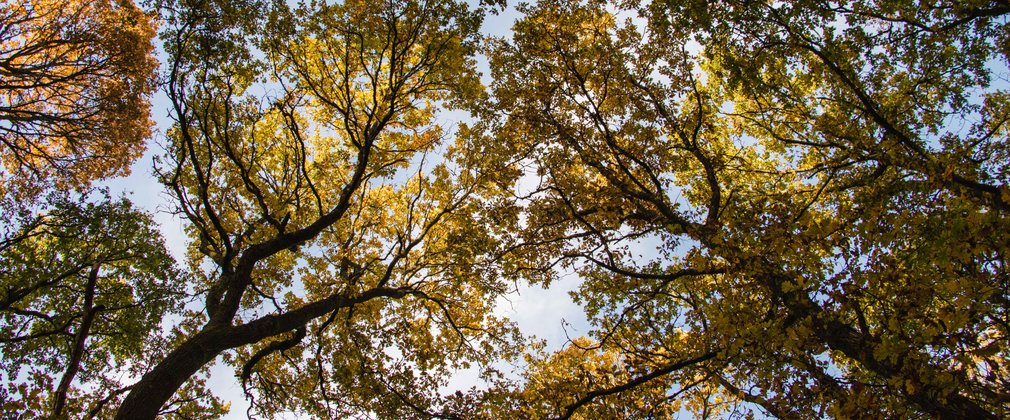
{"left": 468, "top": 0, "right": 1010, "bottom": 418}
{"left": 108, "top": 0, "right": 520, "bottom": 417}
{"left": 0, "top": 0, "right": 157, "bottom": 206}
{"left": 3, "top": 0, "right": 1009, "bottom": 418}
{"left": 0, "top": 196, "right": 186, "bottom": 417}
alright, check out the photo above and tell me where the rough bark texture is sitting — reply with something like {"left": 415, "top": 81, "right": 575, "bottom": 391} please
{"left": 115, "top": 287, "right": 407, "bottom": 419}
{"left": 115, "top": 327, "right": 229, "bottom": 419}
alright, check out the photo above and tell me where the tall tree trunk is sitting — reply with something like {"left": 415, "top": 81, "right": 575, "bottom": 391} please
{"left": 114, "top": 326, "right": 231, "bottom": 419}
{"left": 114, "top": 287, "right": 406, "bottom": 418}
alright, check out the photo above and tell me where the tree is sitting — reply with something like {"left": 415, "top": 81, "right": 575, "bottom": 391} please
{"left": 0, "top": 197, "right": 187, "bottom": 417}
{"left": 7, "top": 0, "right": 1008, "bottom": 418}
{"left": 0, "top": 0, "right": 157, "bottom": 206}
{"left": 112, "top": 0, "right": 518, "bottom": 417}
{"left": 469, "top": 0, "right": 1010, "bottom": 418}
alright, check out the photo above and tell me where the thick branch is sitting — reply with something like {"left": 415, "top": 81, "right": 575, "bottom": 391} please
{"left": 52, "top": 262, "right": 104, "bottom": 417}
{"left": 556, "top": 350, "right": 718, "bottom": 420}
{"left": 115, "top": 286, "right": 411, "bottom": 419}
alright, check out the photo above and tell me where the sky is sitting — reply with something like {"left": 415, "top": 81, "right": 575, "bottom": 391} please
{"left": 97, "top": 3, "right": 597, "bottom": 417}
{"left": 86, "top": 2, "right": 1010, "bottom": 417}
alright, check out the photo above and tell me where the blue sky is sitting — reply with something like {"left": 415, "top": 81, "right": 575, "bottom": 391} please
{"left": 96, "top": 2, "right": 600, "bottom": 417}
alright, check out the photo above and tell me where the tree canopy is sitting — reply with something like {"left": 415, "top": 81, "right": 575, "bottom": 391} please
{"left": 1, "top": 197, "right": 185, "bottom": 417}
{"left": 1, "top": 0, "right": 1008, "bottom": 418}
{"left": 113, "top": 0, "right": 518, "bottom": 417}
{"left": 467, "top": 0, "right": 1010, "bottom": 417}
{"left": 0, "top": 0, "right": 157, "bottom": 206}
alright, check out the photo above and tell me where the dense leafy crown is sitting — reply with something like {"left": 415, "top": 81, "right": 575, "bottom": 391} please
{"left": 1, "top": 198, "right": 184, "bottom": 416}
{"left": 465, "top": 0, "right": 1010, "bottom": 418}
{"left": 2, "top": 0, "right": 1009, "bottom": 418}
{"left": 0, "top": 0, "right": 157, "bottom": 205}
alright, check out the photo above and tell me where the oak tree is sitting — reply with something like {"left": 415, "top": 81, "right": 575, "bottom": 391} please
{"left": 114, "top": 0, "right": 519, "bottom": 417}
{"left": 0, "top": 197, "right": 187, "bottom": 417}
{"left": 0, "top": 0, "right": 157, "bottom": 206}
{"left": 467, "top": 0, "right": 1010, "bottom": 418}
{"left": 7, "top": 0, "right": 1009, "bottom": 418}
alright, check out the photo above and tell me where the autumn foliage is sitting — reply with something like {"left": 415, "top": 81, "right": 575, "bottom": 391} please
{"left": 470, "top": 1, "right": 1010, "bottom": 418}
{"left": 0, "top": 0, "right": 157, "bottom": 203}
{"left": 1, "top": 0, "right": 1009, "bottom": 418}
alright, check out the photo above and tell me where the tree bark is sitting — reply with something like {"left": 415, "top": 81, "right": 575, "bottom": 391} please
{"left": 741, "top": 255, "right": 997, "bottom": 419}
{"left": 115, "top": 286, "right": 408, "bottom": 419}
{"left": 772, "top": 280, "right": 995, "bottom": 419}
{"left": 52, "top": 263, "right": 102, "bottom": 417}
{"left": 114, "top": 326, "right": 229, "bottom": 419}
